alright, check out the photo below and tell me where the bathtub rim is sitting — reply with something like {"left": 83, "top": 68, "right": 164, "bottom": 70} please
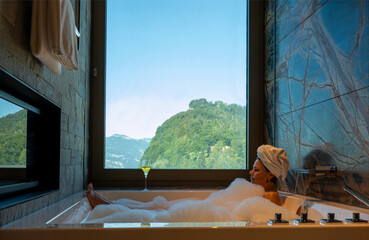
{"left": 3, "top": 189, "right": 369, "bottom": 229}
{"left": 45, "top": 189, "right": 369, "bottom": 226}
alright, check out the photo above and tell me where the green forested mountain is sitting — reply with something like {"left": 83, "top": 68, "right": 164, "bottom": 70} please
{"left": 0, "top": 109, "right": 27, "bottom": 166}
{"left": 141, "top": 99, "right": 246, "bottom": 169}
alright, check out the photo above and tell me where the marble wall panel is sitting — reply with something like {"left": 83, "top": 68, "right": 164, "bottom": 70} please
{"left": 265, "top": 2, "right": 276, "bottom": 144}
{"left": 266, "top": 0, "right": 369, "bottom": 208}
{"left": 276, "top": 0, "right": 369, "bottom": 115}
{"left": 265, "top": 13, "right": 275, "bottom": 84}
{"left": 276, "top": 88, "right": 369, "bottom": 207}
{"left": 276, "top": 0, "right": 327, "bottom": 42}
{"left": 276, "top": 87, "right": 369, "bottom": 171}
{"left": 265, "top": 0, "right": 275, "bottom": 26}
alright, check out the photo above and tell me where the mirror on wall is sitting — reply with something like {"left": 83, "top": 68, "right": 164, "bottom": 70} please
{"left": 0, "top": 98, "right": 28, "bottom": 170}
{"left": 0, "top": 67, "right": 61, "bottom": 209}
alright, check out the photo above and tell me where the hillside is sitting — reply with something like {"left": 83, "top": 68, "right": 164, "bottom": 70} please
{"left": 0, "top": 109, "right": 27, "bottom": 167}
{"left": 105, "top": 134, "right": 151, "bottom": 168}
{"left": 140, "top": 99, "right": 246, "bottom": 169}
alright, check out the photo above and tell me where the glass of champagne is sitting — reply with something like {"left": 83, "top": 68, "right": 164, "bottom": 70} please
{"left": 141, "top": 160, "right": 151, "bottom": 191}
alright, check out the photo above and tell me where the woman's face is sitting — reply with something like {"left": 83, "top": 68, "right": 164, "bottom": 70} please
{"left": 249, "top": 159, "right": 274, "bottom": 189}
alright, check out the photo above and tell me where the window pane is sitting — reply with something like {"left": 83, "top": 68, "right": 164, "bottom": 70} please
{"left": 105, "top": 0, "right": 247, "bottom": 169}
{"left": 0, "top": 98, "right": 27, "bottom": 168}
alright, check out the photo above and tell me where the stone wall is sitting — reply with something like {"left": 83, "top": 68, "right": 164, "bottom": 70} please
{"left": 265, "top": 0, "right": 369, "bottom": 208}
{"left": 0, "top": 0, "right": 91, "bottom": 225}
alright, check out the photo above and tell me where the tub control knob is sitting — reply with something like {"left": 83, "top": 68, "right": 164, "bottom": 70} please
{"left": 344, "top": 213, "right": 368, "bottom": 223}
{"left": 353, "top": 213, "right": 360, "bottom": 222}
{"left": 320, "top": 212, "right": 342, "bottom": 224}
{"left": 301, "top": 213, "right": 307, "bottom": 222}
{"left": 293, "top": 212, "right": 315, "bottom": 224}
{"left": 268, "top": 213, "right": 289, "bottom": 225}
{"left": 275, "top": 213, "right": 282, "bottom": 222}
{"left": 268, "top": 213, "right": 288, "bottom": 225}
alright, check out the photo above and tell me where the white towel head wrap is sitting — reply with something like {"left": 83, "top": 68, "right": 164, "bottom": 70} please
{"left": 257, "top": 145, "right": 290, "bottom": 181}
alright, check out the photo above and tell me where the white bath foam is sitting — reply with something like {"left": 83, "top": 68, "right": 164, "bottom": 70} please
{"left": 114, "top": 196, "right": 171, "bottom": 210}
{"left": 84, "top": 200, "right": 235, "bottom": 223}
{"left": 222, "top": 201, "right": 242, "bottom": 212}
{"left": 207, "top": 178, "right": 265, "bottom": 206}
{"left": 84, "top": 206, "right": 161, "bottom": 223}
{"left": 84, "top": 204, "right": 130, "bottom": 222}
{"left": 156, "top": 199, "right": 234, "bottom": 222}
{"left": 113, "top": 196, "right": 198, "bottom": 210}
{"left": 83, "top": 178, "right": 293, "bottom": 223}
{"left": 231, "top": 196, "right": 298, "bottom": 221}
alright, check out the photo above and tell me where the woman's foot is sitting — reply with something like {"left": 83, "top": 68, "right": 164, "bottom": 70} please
{"left": 86, "top": 183, "right": 112, "bottom": 209}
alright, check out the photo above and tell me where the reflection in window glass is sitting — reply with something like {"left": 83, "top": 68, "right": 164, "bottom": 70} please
{"left": 0, "top": 98, "right": 27, "bottom": 168}
{"left": 105, "top": 0, "right": 247, "bottom": 169}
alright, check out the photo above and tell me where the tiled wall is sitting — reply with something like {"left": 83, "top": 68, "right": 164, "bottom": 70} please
{"left": 0, "top": 0, "right": 91, "bottom": 225}
{"left": 265, "top": 0, "right": 369, "bottom": 208}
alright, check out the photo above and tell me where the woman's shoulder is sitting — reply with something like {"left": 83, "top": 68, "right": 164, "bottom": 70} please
{"left": 263, "top": 191, "right": 282, "bottom": 206}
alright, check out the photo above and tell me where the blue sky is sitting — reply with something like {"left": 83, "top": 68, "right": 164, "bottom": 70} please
{"left": 105, "top": 0, "right": 247, "bottom": 139}
{"left": 0, "top": 98, "right": 23, "bottom": 118}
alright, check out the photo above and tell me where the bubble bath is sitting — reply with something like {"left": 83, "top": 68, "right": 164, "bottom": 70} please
{"left": 82, "top": 178, "right": 300, "bottom": 223}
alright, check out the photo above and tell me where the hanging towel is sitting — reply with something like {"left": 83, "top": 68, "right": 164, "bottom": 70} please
{"left": 47, "top": 0, "right": 78, "bottom": 71}
{"left": 30, "top": 0, "right": 62, "bottom": 75}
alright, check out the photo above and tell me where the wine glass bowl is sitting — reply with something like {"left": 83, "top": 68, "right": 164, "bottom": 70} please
{"left": 141, "top": 160, "right": 151, "bottom": 191}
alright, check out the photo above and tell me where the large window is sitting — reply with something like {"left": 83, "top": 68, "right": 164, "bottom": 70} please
{"left": 90, "top": 0, "right": 265, "bottom": 188}
{"left": 105, "top": 0, "right": 247, "bottom": 170}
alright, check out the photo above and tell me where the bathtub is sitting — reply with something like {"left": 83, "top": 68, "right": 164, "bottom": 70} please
{"left": 1, "top": 189, "right": 369, "bottom": 240}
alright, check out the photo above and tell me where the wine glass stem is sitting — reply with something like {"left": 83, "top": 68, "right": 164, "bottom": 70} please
{"left": 144, "top": 176, "right": 148, "bottom": 190}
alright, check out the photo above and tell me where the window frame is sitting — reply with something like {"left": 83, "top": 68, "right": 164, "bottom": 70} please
{"left": 89, "top": 0, "right": 265, "bottom": 188}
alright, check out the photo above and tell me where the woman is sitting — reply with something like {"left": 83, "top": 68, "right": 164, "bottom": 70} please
{"left": 87, "top": 144, "right": 290, "bottom": 209}
{"left": 249, "top": 145, "right": 290, "bottom": 206}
